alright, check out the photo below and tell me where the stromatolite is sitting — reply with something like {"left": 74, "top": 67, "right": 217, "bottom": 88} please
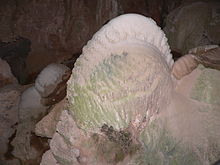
{"left": 67, "top": 13, "right": 174, "bottom": 133}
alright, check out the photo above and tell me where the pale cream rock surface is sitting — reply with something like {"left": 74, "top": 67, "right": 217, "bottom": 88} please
{"left": 35, "top": 63, "right": 71, "bottom": 98}
{"left": 40, "top": 110, "right": 83, "bottom": 165}
{"left": 19, "top": 86, "right": 47, "bottom": 120}
{"left": 41, "top": 67, "right": 220, "bottom": 165}
{"left": 161, "top": 66, "right": 220, "bottom": 164}
{"left": 67, "top": 14, "right": 173, "bottom": 132}
{"left": 40, "top": 150, "right": 60, "bottom": 165}
{"left": 35, "top": 99, "right": 66, "bottom": 138}
{"left": 40, "top": 13, "right": 220, "bottom": 165}
{"left": 41, "top": 13, "right": 174, "bottom": 165}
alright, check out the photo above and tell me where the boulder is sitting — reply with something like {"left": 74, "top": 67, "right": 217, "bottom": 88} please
{"left": 35, "top": 64, "right": 71, "bottom": 98}
{"left": 40, "top": 110, "right": 83, "bottom": 165}
{"left": 41, "top": 14, "right": 174, "bottom": 165}
{"left": 0, "top": 58, "right": 17, "bottom": 88}
{"left": 164, "top": 1, "right": 220, "bottom": 54}
{"left": 67, "top": 14, "right": 173, "bottom": 133}
{"left": 41, "top": 13, "right": 220, "bottom": 164}
{"left": 11, "top": 86, "right": 49, "bottom": 163}
{"left": 35, "top": 99, "right": 66, "bottom": 138}
{"left": 35, "top": 63, "right": 71, "bottom": 106}
{"left": 189, "top": 45, "right": 220, "bottom": 71}
{"left": 18, "top": 86, "right": 48, "bottom": 120}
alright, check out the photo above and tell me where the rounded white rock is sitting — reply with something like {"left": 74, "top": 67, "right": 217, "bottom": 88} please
{"left": 35, "top": 63, "right": 71, "bottom": 98}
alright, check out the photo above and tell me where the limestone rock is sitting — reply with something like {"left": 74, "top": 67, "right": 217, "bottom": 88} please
{"left": 0, "top": 58, "right": 17, "bottom": 88}
{"left": 35, "top": 63, "right": 71, "bottom": 106}
{"left": 188, "top": 45, "right": 219, "bottom": 55}
{"left": 50, "top": 133, "right": 80, "bottom": 165}
{"left": 35, "top": 63, "right": 70, "bottom": 97}
{"left": 40, "top": 111, "right": 144, "bottom": 165}
{"left": 35, "top": 99, "right": 66, "bottom": 138}
{"left": 0, "top": 85, "right": 20, "bottom": 162}
{"left": 40, "top": 11, "right": 220, "bottom": 165}
{"left": 11, "top": 120, "right": 50, "bottom": 164}
{"left": 40, "top": 84, "right": 67, "bottom": 106}
{"left": 42, "top": 68, "right": 220, "bottom": 165}
{"left": 171, "top": 44, "right": 220, "bottom": 80}
{"left": 171, "top": 54, "right": 198, "bottom": 80}
{"left": 40, "top": 150, "right": 59, "bottom": 165}
{"left": 42, "top": 14, "right": 174, "bottom": 165}
{"left": 19, "top": 86, "right": 48, "bottom": 120}
{"left": 67, "top": 14, "right": 173, "bottom": 133}
{"left": 168, "top": 67, "right": 220, "bottom": 164}
{"left": 11, "top": 120, "right": 38, "bottom": 160}
{"left": 40, "top": 110, "right": 83, "bottom": 165}
{"left": 11, "top": 85, "right": 49, "bottom": 163}
{"left": 191, "top": 67, "right": 220, "bottom": 106}
{"left": 164, "top": 1, "right": 220, "bottom": 54}
{"left": 55, "top": 110, "right": 85, "bottom": 145}
{"left": 128, "top": 67, "right": 220, "bottom": 165}
{"left": 11, "top": 120, "right": 49, "bottom": 163}
{"left": 189, "top": 45, "right": 220, "bottom": 71}
{"left": 136, "top": 118, "right": 201, "bottom": 165}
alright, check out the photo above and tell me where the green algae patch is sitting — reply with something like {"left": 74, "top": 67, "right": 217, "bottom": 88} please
{"left": 191, "top": 68, "right": 220, "bottom": 106}
{"left": 68, "top": 53, "right": 134, "bottom": 132}
{"left": 67, "top": 47, "right": 172, "bottom": 133}
{"left": 136, "top": 121, "right": 201, "bottom": 165}
{"left": 69, "top": 83, "right": 129, "bottom": 132}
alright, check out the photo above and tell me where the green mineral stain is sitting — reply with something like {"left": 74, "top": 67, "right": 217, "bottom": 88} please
{"left": 53, "top": 154, "right": 73, "bottom": 165}
{"left": 191, "top": 68, "right": 220, "bottom": 106}
{"left": 68, "top": 53, "right": 134, "bottom": 132}
{"left": 137, "top": 121, "right": 201, "bottom": 165}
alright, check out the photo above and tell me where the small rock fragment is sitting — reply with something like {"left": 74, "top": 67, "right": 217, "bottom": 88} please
{"left": 35, "top": 99, "right": 66, "bottom": 138}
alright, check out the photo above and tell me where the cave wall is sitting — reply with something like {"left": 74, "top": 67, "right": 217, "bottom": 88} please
{"left": 0, "top": 0, "right": 152, "bottom": 82}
